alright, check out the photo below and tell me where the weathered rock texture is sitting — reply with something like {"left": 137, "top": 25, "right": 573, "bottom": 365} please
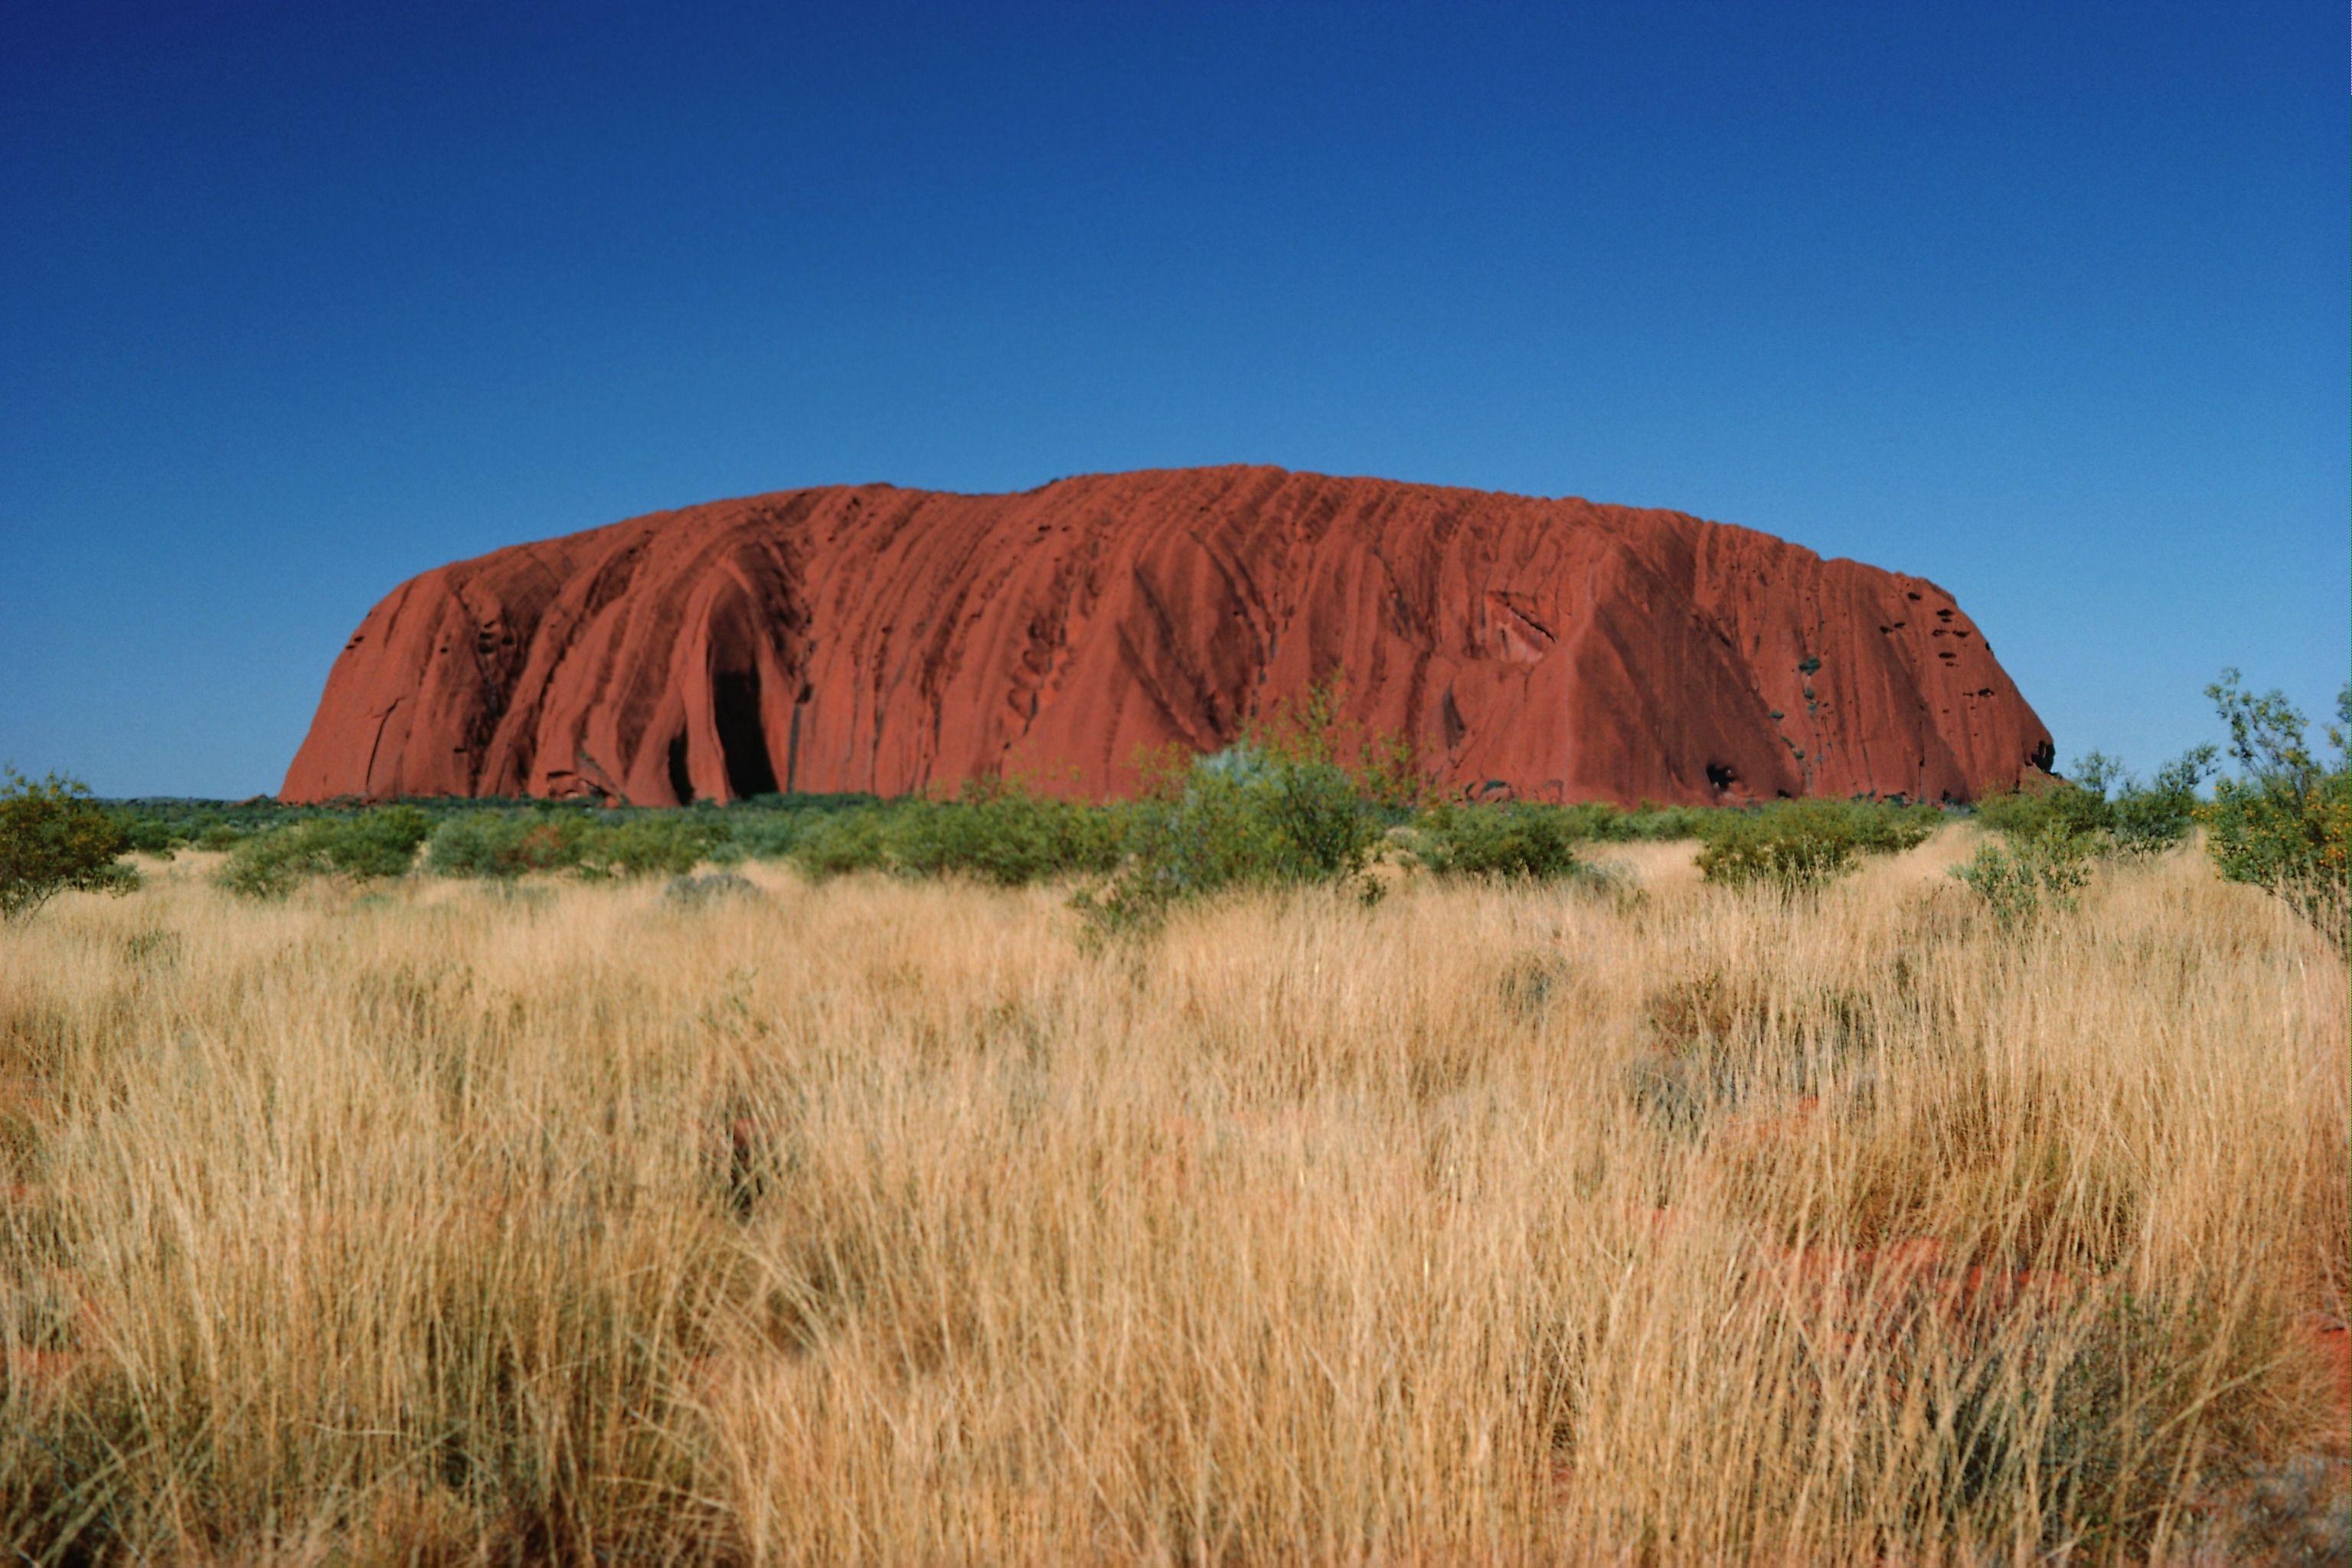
{"left": 281, "top": 466, "right": 2052, "bottom": 806}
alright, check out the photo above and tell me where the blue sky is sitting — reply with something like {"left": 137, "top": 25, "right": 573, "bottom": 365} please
{"left": 3, "top": 2, "right": 2343, "bottom": 798}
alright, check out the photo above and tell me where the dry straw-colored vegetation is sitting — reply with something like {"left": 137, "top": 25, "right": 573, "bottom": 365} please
{"left": 2, "top": 834, "right": 2344, "bottom": 1563}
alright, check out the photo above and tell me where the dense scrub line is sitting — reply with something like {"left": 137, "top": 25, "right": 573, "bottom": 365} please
{"left": 5, "top": 670, "right": 2343, "bottom": 942}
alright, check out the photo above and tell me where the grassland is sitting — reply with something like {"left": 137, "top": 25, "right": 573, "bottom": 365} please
{"left": 2, "top": 832, "right": 2344, "bottom": 1563}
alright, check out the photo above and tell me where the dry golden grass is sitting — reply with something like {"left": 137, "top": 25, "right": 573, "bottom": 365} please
{"left": 1, "top": 834, "right": 2344, "bottom": 1563}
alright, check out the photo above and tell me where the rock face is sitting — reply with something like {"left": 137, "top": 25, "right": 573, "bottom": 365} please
{"left": 281, "top": 466, "right": 2053, "bottom": 807}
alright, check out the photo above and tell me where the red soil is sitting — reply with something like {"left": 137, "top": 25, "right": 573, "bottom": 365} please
{"left": 280, "top": 466, "right": 2053, "bottom": 806}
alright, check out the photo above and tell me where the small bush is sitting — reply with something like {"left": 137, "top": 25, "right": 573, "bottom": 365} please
{"left": 1615, "top": 803, "right": 1717, "bottom": 841}
{"left": 2107, "top": 750, "right": 2214, "bottom": 857}
{"left": 2197, "top": 671, "right": 2350, "bottom": 941}
{"left": 1976, "top": 747, "right": 2213, "bottom": 861}
{"left": 0, "top": 769, "right": 139, "bottom": 921}
{"left": 1952, "top": 830, "right": 2096, "bottom": 929}
{"left": 114, "top": 815, "right": 181, "bottom": 858}
{"left": 786, "top": 810, "right": 896, "bottom": 881}
{"left": 1411, "top": 802, "right": 1586, "bottom": 880}
{"left": 717, "top": 814, "right": 805, "bottom": 862}
{"left": 1694, "top": 800, "right": 1933, "bottom": 892}
{"left": 423, "top": 810, "right": 593, "bottom": 879}
{"left": 1697, "top": 812, "right": 1857, "bottom": 891}
{"left": 217, "top": 808, "right": 433, "bottom": 899}
{"left": 579, "top": 815, "right": 728, "bottom": 879}
{"left": 1077, "top": 750, "right": 1383, "bottom": 935}
{"left": 882, "top": 786, "right": 1132, "bottom": 887}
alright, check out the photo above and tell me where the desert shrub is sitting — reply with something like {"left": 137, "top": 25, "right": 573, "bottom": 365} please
{"left": 113, "top": 815, "right": 182, "bottom": 858}
{"left": 1076, "top": 749, "right": 1383, "bottom": 933}
{"left": 1697, "top": 812, "right": 1857, "bottom": 890}
{"left": 2107, "top": 748, "right": 2216, "bottom": 856}
{"left": 2197, "top": 671, "right": 2351, "bottom": 940}
{"left": 1234, "top": 679, "right": 1433, "bottom": 812}
{"left": 785, "top": 808, "right": 897, "bottom": 880}
{"left": 1958, "top": 748, "right": 2214, "bottom": 929}
{"left": 694, "top": 794, "right": 882, "bottom": 864}
{"left": 1615, "top": 802, "right": 1717, "bottom": 841}
{"left": 1975, "top": 749, "right": 2213, "bottom": 863}
{"left": 1694, "top": 799, "right": 1933, "bottom": 892}
{"left": 1952, "top": 829, "right": 2096, "bottom": 929}
{"left": 717, "top": 812, "right": 804, "bottom": 862}
{"left": 880, "top": 786, "right": 1133, "bottom": 887}
{"left": 193, "top": 823, "right": 246, "bottom": 851}
{"left": 577, "top": 815, "right": 728, "bottom": 879}
{"left": 217, "top": 807, "right": 433, "bottom": 898}
{"left": 0, "top": 769, "right": 139, "bottom": 921}
{"left": 424, "top": 810, "right": 594, "bottom": 879}
{"left": 1411, "top": 802, "right": 1586, "bottom": 880}
{"left": 419, "top": 809, "right": 724, "bottom": 882}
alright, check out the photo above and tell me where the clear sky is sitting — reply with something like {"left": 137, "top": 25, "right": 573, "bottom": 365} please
{"left": 4, "top": 2, "right": 2344, "bottom": 799}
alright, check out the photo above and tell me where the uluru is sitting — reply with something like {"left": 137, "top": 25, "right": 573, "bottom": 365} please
{"left": 280, "top": 466, "right": 2053, "bottom": 808}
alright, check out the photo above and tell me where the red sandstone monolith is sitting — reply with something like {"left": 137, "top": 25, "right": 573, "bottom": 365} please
{"left": 281, "top": 466, "right": 2052, "bottom": 806}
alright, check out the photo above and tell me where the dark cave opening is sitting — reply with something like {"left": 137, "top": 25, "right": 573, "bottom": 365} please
{"left": 713, "top": 669, "right": 780, "bottom": 800}
{"left": 666, "top": 733, "right": 694, "bottom": 805}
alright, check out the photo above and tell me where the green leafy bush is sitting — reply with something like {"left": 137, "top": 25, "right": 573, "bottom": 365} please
{"left": 1076, "top": 749, "right": 1383, "bottom": 934}
{"left": 882, "top": 788, "right": 1133, "bottom": 887}
{"left": 779, "top": 787, "right": 1131, "bottom": 887}
{"left": 1411, "top": 802, "right": 1587, "bottom": 880}
{"left": 0, "top": 769, "right": 139, "bottom": 921}
{"left": 420, "top": 809, "right": 727, "bottom": 882}
{"left": 578, "top": 815, "right": 728, "bottom": 879}
{"left": 2107, "top": 749, "right": 2216, "bottom": 857}
{"left": 423, "top": 810, "right": 594, "bottom": 879}
{"left": 1694, "top": 799, "right": 1938, "bottom": 892}
{"left": 785, "top": 809, "right": 897, "bottom": 880}
{"left": 1974, "top": 748, "right": 2213, "bottom": 861}
{"left": 114, "top": 814, "right": 182, "bottom": 858}
{"left": 217, "top": 807, "right": 433, "bottom": 898}
{"left": 2197, "top": 671, "right": 2350, "bottom": 940}
{"left": 1952, "top": 830, "right": 2096, "bottom": 930}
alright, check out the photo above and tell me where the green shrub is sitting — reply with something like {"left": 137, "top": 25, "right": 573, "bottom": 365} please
{"left": 1233, "top": 680, "right": 1433, "bottom": 812}
{"left": 578, "top": 815, "right": 728, "bottom": 879}
{"left": 2108, "top": 748, "right": 2215, "bottom": 857}
{"left": 1616, "top": 803, "right": 1716, "bottom": 841}
{"left": 881, "top": 787, "right": 1133, "bottom": 887}
{"left": 217, "top": 807, "right": 433, "bottom": 899}
{"left": 0, "top": 769, "right": 139, "bottom": 921}
{"left": 1952, "top": 830, "right": 2096, "bottom": 929}
{"left": 718, "top": 813, "right": 805, "bottom": 862}
{"left": 1076, "top": 749, "right": 1383, "bottom": 934}
{"left": 1694, "top": 799, "right": 1936, "bottom": 892}
{"left": 1411, "top": 802, "right": 1586, "bottom": 880}
{"left": 1696, "top": 812, "right": 1857, "bottom": 891}
{"left": 1975, "top": 749, "right": 2211, "bottom": 862}
{"left": 114, "top": 815, "right": 182, "bottom": 858}
{"left": 786, "top": 809, "right": 896, "bottom": 881}
{"left": 423, "top": 810, "right": 593, "bottom": 879}
{"left": 2197, "top": 671, "right": 2350, "bottom": 940}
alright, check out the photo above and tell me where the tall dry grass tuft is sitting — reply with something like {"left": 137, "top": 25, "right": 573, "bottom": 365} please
{"left": 0, "top": 836, "right": 2343, "bottom": 1563}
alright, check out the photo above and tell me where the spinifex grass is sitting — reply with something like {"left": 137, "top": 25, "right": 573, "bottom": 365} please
{"left": 0, "top": 837, "right": 2342, "bottom": 1563}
